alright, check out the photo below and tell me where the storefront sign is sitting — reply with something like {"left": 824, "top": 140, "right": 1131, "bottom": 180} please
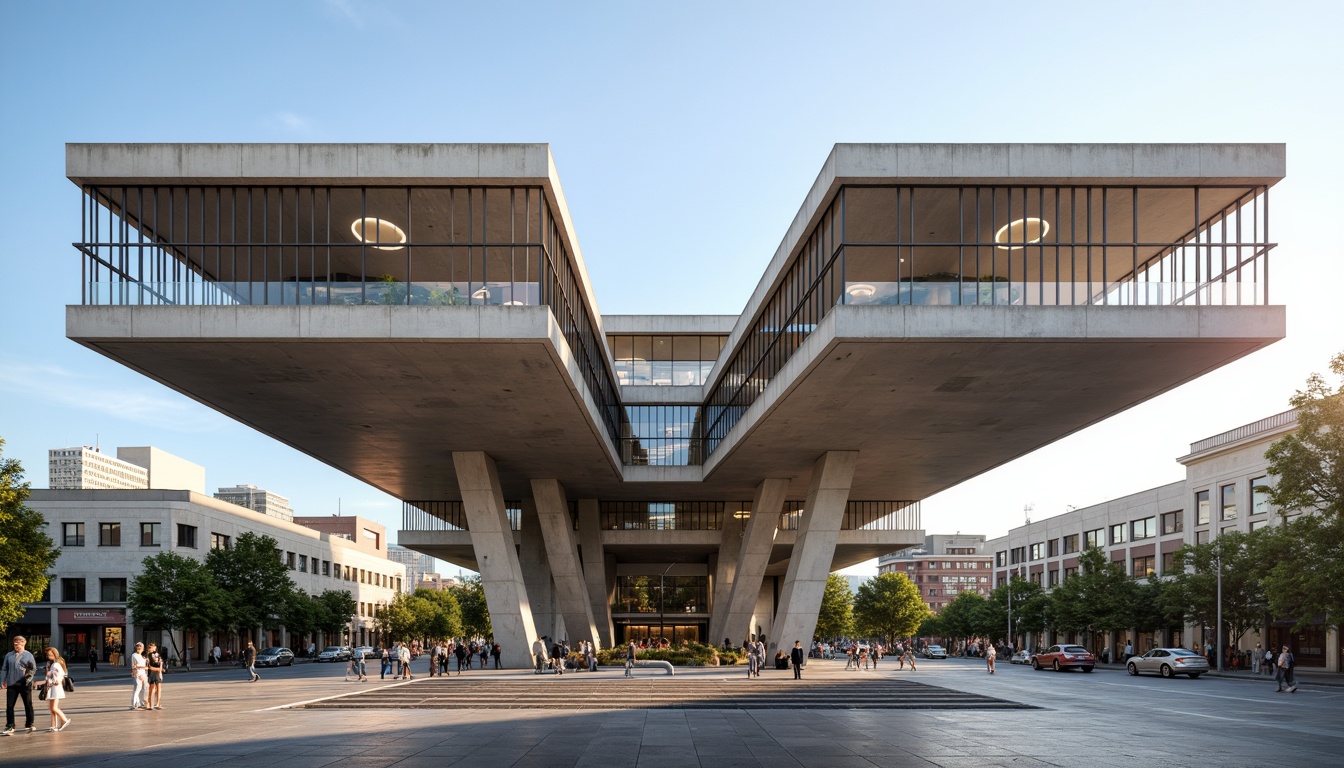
{"left": 58, "top": 609, "right": 126, "bottom": 624}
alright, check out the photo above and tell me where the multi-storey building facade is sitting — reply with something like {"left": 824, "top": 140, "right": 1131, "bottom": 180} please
{"left": 878, "top": 534, "right": 993, "bottom": 612}
{"left": 14, "top": 462, "right": 404, "bottom": 662}
{"left": 61, "top": 142, "right": 1284, "bottom": 661}
{"left": 388, "top": 544, "right": 433, "bottom": 593}
{"left": 987, "top": 410, "right": 1339, "bottom": 671}
{"left": 214, "top": 484, "right": 294, "bottom": 522}
{"left": 49, "top": 446, "right": 148, "bottom": 490}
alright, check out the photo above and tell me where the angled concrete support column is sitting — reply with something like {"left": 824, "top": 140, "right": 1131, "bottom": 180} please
{"left": 769, "top": 451, "right": 857, "bottom": 655}
{"left": 519, "top": 500, "right": 557, "bottom": 640}
{"left": 532, "top": 480, "right": 601, "bottom": 649}
{"left": 453, "top": 451, "right": 539, "bottom": 669}
{"left": 577, "top": 499, "right": 614, "bottom": 647}
{"left": 718, "top": 478, "right": 790, "bottom": 645}
{"left": 706, "top": 508, "right": 744, "bottom": 646}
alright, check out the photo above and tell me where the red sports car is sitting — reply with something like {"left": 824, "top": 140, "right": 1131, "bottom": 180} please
{"left": 1032, "top": 644, "right": 1096, "bottom": 672}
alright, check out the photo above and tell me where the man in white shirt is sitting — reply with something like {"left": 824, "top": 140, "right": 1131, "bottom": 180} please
{"left": 130, "top": 642, "right": 149, "bottom": 710}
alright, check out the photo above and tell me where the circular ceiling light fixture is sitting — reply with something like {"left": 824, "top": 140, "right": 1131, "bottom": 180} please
{"left": 846, "top": 283, "right": 877, "bottom": 298}
{"left": 994, "top": 218, "right": 1049, "bottom": 250}
{"left": 350, "top": 218, "right": 407, "bottom": 250}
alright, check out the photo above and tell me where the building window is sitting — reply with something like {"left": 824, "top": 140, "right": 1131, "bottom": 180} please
{"left": 101, "top": 578, "right": 127, "bottom": 602}
{"left": 61, "top": 578, "right": 86, "bottom": 602}
{"left": 298, "top": 554, "right": 308, "bottom": 573}
{"left": 1196, "top": 490, "right": 1210, "bottom": 525}
{"left": 211, "top": 533, "right": 231, "bottom": 550}
{"left": 1132, "top": 517, "right": 1156, "bottom": 540}
{"left": 286, "top": 552, "right": 296, "bottom": 570}
{"left": 1062, "top": 534, "right": 1078, "bottom": 554}
{"left": 322, "top": 560, "right": 330, "bottom": 577}
{"left": 1048, "top": 569, "right": 1059, "bottom": 587}
{"left": 1063, "top": 566, "right": 1079, "bottom": 580}
{"left": 177, "top": 524, "right": 197, "bottom": 548}
{"left": 1195, "top": 530, "right": 1210, "bottom": 545}
{"left": 99, "top": 522, "right": 121, "bottom": 546}
{"left": 1030, "top": 543, "right": 1044, "bottom": 560}
{"left": 1250, "top": 476, "right": 1272, "bottom": 516}
{"left": 1221, "top": 525, "right": 1237, "bottom": 538}
{"left": 1220, "top": 484, "right": 1237, "bottom": 521}
{"left": 62, "top": 522, "right": 85, "bottom": 547}
{"left": 1161, "top": 551, "right": 1177, "bottom": 574}
{"left": 140, "top": 522, "right": 161, "bottom": 547}
{"left": 1250, "top": 519, "right": 1270, "bottom": 532}
{"left": 1161, "top": 511, "right": 1183, "bottom": 535}
{"left": 1030, "top": 572, "right": 1042, "bottom": 586}
{"left": 1132, "top": 556, "right": 1156, "bottom": 578}
{"left": 1048, "top": 539, "right": 1059, "bottom": 558}
{"left": 1085, "top": 528, "right": 1103, "bottom": 549}
{"left": 995, "top": 551, "right": 1007, "bottom": 567}
{"left": 1109, "top": 523, "right": 1127, "bottom": 545}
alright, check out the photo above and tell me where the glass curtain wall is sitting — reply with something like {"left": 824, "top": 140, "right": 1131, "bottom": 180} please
{"left": 608, "top": 335, "right": 726, "bottom": 386}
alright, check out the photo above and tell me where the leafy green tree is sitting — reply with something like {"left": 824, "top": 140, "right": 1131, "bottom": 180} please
{"left": 280, "top": 588, "right": 319, "bottom": 646}
{"left": 815, "top": 574, "right": 854, "bottom": 640}
{"left": 414, "top": 587, "right": 463, "bottom": 640}
{"left": 1049, "top": 548, "right": 1136, "bottom": 639}
{"left": 375, "top": 592, "right": 438, "bottom": 643}
{"left": 126, "top": 551, "right": 228, "bottom": 661}
{"left": 916, "top": 613, "right": 946, "bottom": 639}
{"left": 0, "top": 440, "right": 59, "bottom": 631}
{"left": 1261, "top": 515, "right": 1344, "bottom": 631}
{"left": 1169, "top": 530, "right": 1270, "bottom": 646}
{"left": 316, "top": 589, "right": 357, "bottom": 642}
{"left": 938, "top": 591, "right": 989, "bottom": 644}
{"left": 852, "top": 573, "right": 933, "bottom": 643}
{"left": 205, "top": 532, "right": 294, "bottom": 637}
{"left": 455, "top": 575, "right": 492, "bottom": 638}
{"left": 985, "top": 576, "right": 1049, "bottom": 641}
{"left": 1131, "top": 573, "right": 1183, "bottom": 635}
{"left": 1264, "top": 351, "right": 1344, "bottom": 519}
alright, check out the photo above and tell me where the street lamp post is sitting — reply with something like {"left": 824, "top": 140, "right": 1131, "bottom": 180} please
{"left": 1216, "top": 548, "right": 1223, "bottom": 672}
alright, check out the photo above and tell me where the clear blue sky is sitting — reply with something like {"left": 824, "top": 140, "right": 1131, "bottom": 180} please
{"left": 2, "top": 1, "right": 1341, "bottom": 576}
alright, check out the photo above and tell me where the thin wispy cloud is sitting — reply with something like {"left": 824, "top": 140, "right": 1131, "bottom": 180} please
{"left": 269, "top": 111, "right": 313, "bottom": 135}
{"left": 0, "top": 363, "right": 209, "bottom": 432}
{"left": 324, "top": 0, "right": 363, "bottom": 27}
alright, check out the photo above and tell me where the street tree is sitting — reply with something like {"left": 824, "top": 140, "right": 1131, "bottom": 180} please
{"left": 316, "top": 589, "right": 357, "bottom": 643}
{"left": 125, "top": 551, "right": 228, "bottom": 661}
{"left": 205, "top": 531, "right": 294, "bottom": 639}
{"left": 937, "top": 591, "right": 989, "bottom": 646}
{"left": 1049, "top": 548, "right": 1136, "bottom": 641}
{"left": 414, "top": 587, "right": 463, "bottom": 641}
{"left": 1264, "top": 350, "right": 1344, "bottom": 519}
{"left": 455, "top": 575, "right": 492, "bottom": 639}
{"left": 1169, "top": 530, "right": 1270, "bottom": 647}
{"left": 0, "top": 440, "right": 60, "bottom": 631}
{"left": 852, "top": 573, "right": 932, "bottom": 643}
{"left": 1131, "top": 574, "right": 1183, "bottom": 636}
{"left": 1261, "top": 514, "right": 1344, "bottom": 631}
{"left": 985, "top": 576, "right": 1049, "bottom": 643}
{"left": 815, "top": 573, "right": 854, "bottom": 640}
{"left": 375, "top": 592, "right": 436, "bottom": 643}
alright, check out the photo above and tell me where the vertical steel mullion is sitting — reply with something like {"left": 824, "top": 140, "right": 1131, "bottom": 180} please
{"left": 324, "top": 187, "right": 331, "bottom": 305}
{"left": 81, "top": 188, "right": 87, "bottom": 304}
{"left": 1132, "top": 187, "right": 1139, "bottom": 306}
{"left": 1234, "top": 195, "right": 1243, "bottom": 305}
{"left": 1262, "top": 187, "right": 1270, "bottom": 304}
{"left": 215, "top": 186, "right": 222, "bottom": 305}
{"left": 1194, "top": 187, "right": 1201, "bottom": 306}
{"left": 360, "top": 187, "right": 367, "bottom": 304}
{"left": 1221, "top": 198, "right": 1229, "bottom": 306}
{"left": 1006, "top": 187, "right": 1013, "bottom": 301}
{"left": 1054, "top": 188, "right": 1061, "bottom": 306}
{"left": 1085, "top": 188, "right": 1094, "bottom": 304}
{"left": 247, "top": 188, "right": 254, "bottom": 305}
{"left": 405, "top": 187, "right": 412, "bottom": 305}
{"left": 1038, "top": 186, "right": 1045, "bottom": 306}
{"left": 137, "top": 188, "right": 146, "bottom": 306}
{"left": 1101, "top": 187, "right": 1108, "bottom": 306}
{"left": 991, "top": 187, "right": 998, "bottom": 306}
{"left": 975, "top": 188, "right": 982, "bottom": 304}
{"left": 957, "top": 187, "right": 964, "bottom": 305}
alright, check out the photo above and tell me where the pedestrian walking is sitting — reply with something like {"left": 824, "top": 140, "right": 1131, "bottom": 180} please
{"left": 986, "top": 643, "right": 997, "bottom": 674}
{"left": 145, "top": 642, "right": 165, "bottom": 709}
{"left": 1251, "top": 642, "right": 1263, "bottom": 675}
{"left": 130, "top": 642, "right": 149, "bottom": 708}
{"left": 242, "top": 640, "right": 259, "bottom": 682}
{"left": 493, "top": 642, "right": 503, "bottom": 669}
{"left": 624, "top": 640, "right": 637, "bottom": 678}
{"left": 1276, "top": 645, "right": 1297, "bottom": 693}
{"left": 533, "top": 637, "right": 549, "bottom": 674}
{"left": 1, "top": 635, "right": 38, "bottom": 734}
{"left": 398, "top": 642, "right": 412, "bottom": 679}
{"left": 902, "top": 645, "right": 917, "bottom": 672}
{"left": 35, "top": 647, "right": 71, "bottom": 732}
{"left": 790, "top": 640, "right": 806, "bottom": 679}
{"left": 88, "top": 648, "right": 98, "bottom": 674}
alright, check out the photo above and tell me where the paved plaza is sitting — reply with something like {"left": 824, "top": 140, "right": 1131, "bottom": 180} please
{"left": 1, "top": 658, "right": 1338, "bottom": 767}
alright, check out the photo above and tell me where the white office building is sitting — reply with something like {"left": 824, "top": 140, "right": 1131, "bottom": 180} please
{"left": 214, "top": 484, "right": 294, "bottom": 522}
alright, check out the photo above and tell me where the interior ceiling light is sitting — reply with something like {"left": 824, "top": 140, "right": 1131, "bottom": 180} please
{"left": 350, "top": 218, "right": 407, "bottom": 250}
{"left": 471, "top": 287, "right": 491, "bottom": 300}
{"left": 846, "top": 283, "right": 877, "bottom": 298}
{"left": 733, "top": 508, "right": 751, "bottom": 519}
{"left": 994, "top": 218, "right": 1049, "bottom": 250}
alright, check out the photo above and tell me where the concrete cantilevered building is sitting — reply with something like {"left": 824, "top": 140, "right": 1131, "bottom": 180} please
{"left": 63, "top": 142, "right": 1285, "bottom": 662}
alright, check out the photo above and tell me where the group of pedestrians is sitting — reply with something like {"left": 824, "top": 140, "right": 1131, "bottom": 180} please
{"left": 425, "top": 639, "right": 501, "bottom": 676}
{"left": 2, "top": 636, "right": 72, "bottom": 735}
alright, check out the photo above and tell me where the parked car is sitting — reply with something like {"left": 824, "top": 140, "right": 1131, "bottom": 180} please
{"left": 1126, "top": 647, "right": 1209, "bottom": 679}
{"left": 353, "top": 645, "right": 375, "bottom": 659}
{"left": 923, "top": 645, "right": 947, "bottom": 659}
{"left": 255, "top": 647, "right": 294, "bottom": 667}
{"left": 1032, "top": 644, "right": 1095, "bottom": 672}
{"left": 317, "top": 645, "right": 351, "bottom": 662}
{"left": 1010, "top": 650, "right": 1034, "bottom": 665}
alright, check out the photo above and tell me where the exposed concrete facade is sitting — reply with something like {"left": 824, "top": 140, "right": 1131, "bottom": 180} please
{"left": 62, "top": 142, "right": 1286, "bottom": 653}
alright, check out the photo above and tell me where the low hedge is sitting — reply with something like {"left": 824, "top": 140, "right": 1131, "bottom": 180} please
{"left": 596, "top": 642, "right": 745, "bottom": 667}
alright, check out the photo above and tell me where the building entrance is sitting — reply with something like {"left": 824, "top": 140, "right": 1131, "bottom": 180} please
{"left": 619, "top": 623, "right": 704, "bottom": 645}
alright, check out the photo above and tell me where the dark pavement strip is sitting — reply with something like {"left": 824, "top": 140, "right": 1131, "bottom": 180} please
{"left": 298, "top": 676, "right": 1037, "bottom": 710}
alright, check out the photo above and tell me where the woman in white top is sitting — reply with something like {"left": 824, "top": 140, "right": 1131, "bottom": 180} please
{"left": 35, "top": 647, "right": 71, "bottom": 732}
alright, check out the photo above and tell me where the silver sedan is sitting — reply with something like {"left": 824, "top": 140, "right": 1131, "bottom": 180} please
{"left": 1126, "top": 647, "right": 1209, "bottom": 679}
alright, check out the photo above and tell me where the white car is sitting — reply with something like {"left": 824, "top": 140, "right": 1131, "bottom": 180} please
{"left": 353, "top": 645, "right": 375, "bottom": 659}
{"left": 923, "top": 645, "right": 947, "bottom": 659}
{"left": 1010, "top": 650, "right": 1034, "bottom": 665}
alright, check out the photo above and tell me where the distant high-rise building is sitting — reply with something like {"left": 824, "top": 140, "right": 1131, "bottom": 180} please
{"left": 877, "top": 534, "right": 993, "bottom": 613}
{"left": 215, "top": 484, "right": 293, "bottom": 522}
{"left": 387, "top": 545, "right": 434, "bottom": 592}
{"left": 49, "top": 447, "right": 148, "bottom": 490}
